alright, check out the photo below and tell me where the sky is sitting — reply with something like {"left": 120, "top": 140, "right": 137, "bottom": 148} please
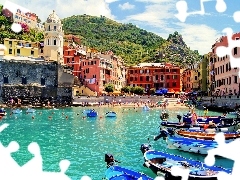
{"left": 0, "top": 0, "right": 240, "bottom": 55}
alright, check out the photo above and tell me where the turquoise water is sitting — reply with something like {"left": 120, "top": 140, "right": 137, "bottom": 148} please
{"left": 0, "top": 107, "right": 234, "bottom": 179}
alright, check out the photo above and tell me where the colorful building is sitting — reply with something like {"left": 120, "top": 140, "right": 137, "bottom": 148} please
{"left": 4, "top": 38, "right": 40, "bottom": 58}
{"left": 181, "top": 69, "right": 192, "bottom": 92}
{"left": 211, "top": 33, "right": 240, "bottom": 96}
{"left": 79, "top": 52, "right": 126, "bottom": 94}
{"left": 2, "top": 1, "right": 43, "bottom": 30}
{"left": 127, "top": 63, "right": 181, "bottom": 93}
{"left": 197, "top": 55, "right": 209, "bottom": 93}
{"left": 189, "top": 64, "right": 199, "bottom": 91}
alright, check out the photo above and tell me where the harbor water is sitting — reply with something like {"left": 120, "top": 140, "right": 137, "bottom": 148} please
{"left": 0, "top": 107, "right": 234, "bottom": 179}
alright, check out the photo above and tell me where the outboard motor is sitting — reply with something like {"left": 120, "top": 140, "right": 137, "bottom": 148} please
{"left": 140, "top": 144, "right": 151, "bottom": 155}
{"left": 177, "top": 114, "right": 182, "bottom": 123}
{"left": 166, "top": 128, "right": 175, "bottom": 137}
{"left": 154, "top": 129, "right": 169, "bottom": 141}
{"left": 105, "top": 154, "right": 115, "bottom": 168}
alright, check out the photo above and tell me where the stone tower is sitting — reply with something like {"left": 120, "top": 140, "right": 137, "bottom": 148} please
{"left": 43, "top": 10, "right": 64, "bottom": 64}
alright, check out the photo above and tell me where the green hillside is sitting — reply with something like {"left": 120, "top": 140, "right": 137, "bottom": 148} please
{"left": 62, "top": 15, "right": 201, "bottom": 66}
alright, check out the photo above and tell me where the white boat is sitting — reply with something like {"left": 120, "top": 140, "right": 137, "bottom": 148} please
{"left": 0, "top": 108, "right": 7, "bottom": 116}
{"left": 143, "top": 105, "right": 150, "bottom": 111}
{"left": 12, "top": 109, "right": 22, "bottom": 114}
{"left": 82, "top": 109, "right": 92, "bottom": 116}
{"left": 26, "top": 108, "right": 36, "bottom": 113}
{"left": 165, "top": 136, "right": 233, "bottom": 155}
{"left": 106, "top": 111, "right": 117, "bottom": 117}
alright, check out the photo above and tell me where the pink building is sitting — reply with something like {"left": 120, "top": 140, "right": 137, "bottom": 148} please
{"left": 212, "top": 32, "right": 240, "bottom": 96}
{"left": 80, "top": 52, "right": 126, "bottom": 94}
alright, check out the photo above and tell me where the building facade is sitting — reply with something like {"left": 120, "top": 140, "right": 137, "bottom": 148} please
{"left": 181, "top": 69, "right": 192, "bottom": 92}
{"left": 211, "top": 33, "right": 240, "bottom": 96}
{"left": 197, "top": 55, "right": 209, "bottom": 93}
{"left": 43, "top": 10, "right": 64, "bottom": 64}
{"left": 80, "top": 53, "right": 126, "bottom": 94}
{"left": 127, "top": 63, "right": 181, "bottom": 92}
{"left": 4, "top": 38, "right": 41, "bottom": 58}
{"left": 189, "top": 64, "right": 199, "bottom": 91}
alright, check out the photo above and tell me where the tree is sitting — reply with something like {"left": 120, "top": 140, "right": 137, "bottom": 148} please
{"left": 121, "top": 86, "right": 130, "bottom": 93}
{"left": 133, "top": 86, "right": 144, "bottom": 95}
{"left": 105, "top": 84, "right": 114, "bottom": 93}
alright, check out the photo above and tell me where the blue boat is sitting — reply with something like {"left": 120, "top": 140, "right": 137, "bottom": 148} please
{"left": 160, "top": 117, "right": 238, "bottom": 132}
{"left": 87, "top": 109, "right": 98, "bottom": 117}
{"left": 82, "top": 109, "right": 92, "bottom": 116}
{"left": 140, "top": 144, "right": 231, "bottom": 180}
{"left": 104, "top": 154, "right": 153, "bottom": 180}
{"left": 182, "top": 114, "right": 225, "bottom": 124}
{"left": 0, "top": 108, "right": 7, "bottom": 116}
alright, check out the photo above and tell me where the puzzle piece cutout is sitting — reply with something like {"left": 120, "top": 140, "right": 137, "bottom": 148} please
{"left": 175, "top": 0, "right": 227, "bottom": 22}
{"left": 205, "top": 132, "right": 240, "bottom": 180}
{"left": 215, "top": 27, "right": 240, "bottom": 77}
{"left": 0, "top": 123, "right": 93, "bottom": 179}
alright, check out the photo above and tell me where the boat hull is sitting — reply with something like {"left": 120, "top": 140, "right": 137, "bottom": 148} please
{"left": 105, "top": 165, "right": 153, "bottom": 180}
{"left": 26, "top": 109, "right": 36, "bottom": 113}
{"left": 160, "top": 121, "right": 239, "bottom": 132}
{"left": 106, "top": 112, "right": 117, "bottom": 117}
{"left": 143, "top": 150, "right": 231, "bottom": 180}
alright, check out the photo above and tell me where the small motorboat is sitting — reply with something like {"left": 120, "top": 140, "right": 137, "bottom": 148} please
{"left": 0, "top": 108, "right": 7, "bottom": 116}
{"left": 143, "top": 105, "right": 150, "bottom": 111}
{"left": 26, "top": 108, "right": 36, "bottom": 113}
{"left": 182, "top": 114, "right": 225, "bottom": 124}
{"left": 106, "top": 111, "right": 117, "bottom": 117}
{"left": 87, "top": 109, "right": 98, "bottom": 117}
{"left": 12, "top": 109, "right": 22, "bottom": 114}
{"left": 104, "top": 154, "right": 153, "bottom": 180}
{"left": 82, "top": 109, "right": 92, "bottom": 116}
{"left": 160, "top": 117, "right": 239, "bottom": 132}
{"left": 175, "top": 129, "right": 240, "bottom": 140}
{"left": 140, "top": 144, "right": 231, "bottom": 180}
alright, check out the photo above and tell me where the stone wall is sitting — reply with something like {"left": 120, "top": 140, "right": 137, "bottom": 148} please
{"left": 202, "top": 95, "right": 240, "bottom": 108}
{"left": 0, "top": 60, "right": 75, "bottom": 104}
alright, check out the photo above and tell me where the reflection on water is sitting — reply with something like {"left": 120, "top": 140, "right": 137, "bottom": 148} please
{"left": 0, "top": 107, "right": 234, "bottom": 179}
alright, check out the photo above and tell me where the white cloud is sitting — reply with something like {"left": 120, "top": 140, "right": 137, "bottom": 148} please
{"left": 0, "top": 0, "right": 115, "bottom": 22}
{"left": 124, "top": 0, "right": 220, "bottom": 54}
{"left": 119, "top": 2, "right": 135, "bottom": 10}
{"left": 105, "top": 0, "right": 119, "bottom": 3}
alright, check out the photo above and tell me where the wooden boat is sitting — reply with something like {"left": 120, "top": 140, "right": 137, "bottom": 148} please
{"left": 104, "top": 154, "right": 153, "bottom": 180}
{"left": 176, "top": 130, "right": 240, "bottom": 140}
{"left": 140, "top": 144, "right": 231, "bottom": 179}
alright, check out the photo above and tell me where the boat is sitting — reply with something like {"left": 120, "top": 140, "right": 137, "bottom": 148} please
{"left": 175, "top": 129, "right": 240, "bottom": 140}
{"left": 82, "top": 109, "right": 92, "bottom": 116}
{"left": 12, "top": 109, "right": 22, "bottom": 114}
{"left": 0, "top": 108, "right": 7, "bottom": 116}
{"left": 160, "top": 117, "right": 239, "bottom": 132}
{"left": 182, "top": 114, "right": 226, "bottom": 124}
{"left": 140, "top": 144, "right": 231, "bottom": 180}
{"left": 87, "top": 109, "right": 98, "bottom": 117}
{"left": 106, "top": 112, "right": 117, "bottom": 117}
{"left": 143, "top": 105, "right": 150, "bottom": 111}
{"left": 26, "top": 108, "right": 36, "bottom": 113}
{"left": 104, "top": 154, "right": 153, "bottom": 180}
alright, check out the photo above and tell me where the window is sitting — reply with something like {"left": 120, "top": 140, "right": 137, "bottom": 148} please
{"left": 234, "top": 76, "right": 238, "bottom": 83}
{"left": 146, "top": 76, "right": 149, "bottom": 81}
{"left": 140, "top": 76, "right": 143, "bottom": 81}
{"left": 130, "top": 77, "right": 133, "bottom": 81}
{"left": 173, "top": 75, "right": 178, "bottom": 79}
{"left": 195, "top": 76, "right": 197, "bottom": 80}
{"left": 229, "top": 77, "right": 231, "bottom": 85}
{"left": 167, "top": 75, "right": 170, "bottom": 79}
{"left": 172, "top": 82, "right": 176, "bottom": 87}
{"left": 53, "top": 39, "right": 56, "bottom": 45}
{"left": 3, "top": 77, "right": 8, "bottom": 84}
{"left": 17, "top": 49, "right": 20, "bottom": 55}
{"left": 54, "top": 26, "right": 56, "bottom": 30}
{"left": 41, "top": 78, "right": 45, "bottom": 86}
{"left": 234, "top": 47, "right": 237, "bottom": 55}
{"left": 22, "top": 77, "right": 27, "bottom": 84}
{"left": 31, "top": 50, "right": 34, "bottom": 56}
{"left": 48, "top": 25, "right": 50, "bottom": 31}
{"left": 47, "top": 39, "right": 50, "bottom": 45}
{"left": 156, "top": 75, "right": 158, "bottom": 80}
{"left": 8, "top": 49, "right": 12, "bottom": 54}
{"left": 161, "top": 75, "right": 164, "bottom": 80}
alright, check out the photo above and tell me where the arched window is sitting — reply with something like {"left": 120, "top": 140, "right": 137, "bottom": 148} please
{"left": 53, "top": 39, "right": 57, "bottom": 45}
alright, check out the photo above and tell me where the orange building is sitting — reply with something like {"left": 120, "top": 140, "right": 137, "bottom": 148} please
{"left": 181, "top": 69, "right": 192, "bottom": 92}
{"left": 126, "top": 63, "right": 181, "bottom": 93}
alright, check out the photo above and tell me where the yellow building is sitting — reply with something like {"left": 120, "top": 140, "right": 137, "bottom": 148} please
{"left": 189, "top": 64, "right": 199, "bottom": 91}
{"left": 4, "top": 38, "right": 40, "bottom": 58}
